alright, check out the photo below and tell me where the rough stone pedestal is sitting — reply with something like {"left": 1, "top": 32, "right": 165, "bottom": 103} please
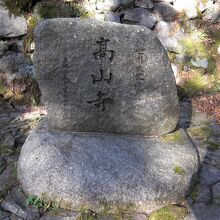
{"left": 18, "top": 122, "right": 199, "bottom": 213}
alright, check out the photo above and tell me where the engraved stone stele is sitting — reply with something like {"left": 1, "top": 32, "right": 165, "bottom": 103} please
{"left": 18, "top": 19, "right": 199, "bottom": 214}
{"left": 33, "top": 18, "right": 179, "bottom": 136}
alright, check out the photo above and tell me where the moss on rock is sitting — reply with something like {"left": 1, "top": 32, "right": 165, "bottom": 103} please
{"left": 0, "top": 80, "right": 6, "bottom": 96}
{"left": 149, "top": 205, "right": 188, "bottom": 220}
{"left": 206, "top": 141, "right": 220, "bottom": 151}
{"left": 161, "top": 130, "right": 185, "bottom": 145}
{"left": 77, "top": 209, "right": 97, "bottom": 220}
{"left": 173, "top": 166, "right": 186, "bottom": 176}
{"left": 0, "top": 144, "right": 14, "bottom": 157}
{"left": 187, "top": 126, "right": 213, "bottom": 140}
{"left": 191, "top": 183, "right": 200, "bottom": 201}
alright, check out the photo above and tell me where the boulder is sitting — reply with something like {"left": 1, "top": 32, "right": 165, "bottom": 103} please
{"left": 0, "top": 41, "right": 8, "bottom": 56}
{"left": 135, "top": 0, "right": 154, "bottom": 9}
{"left": 0, "top": 52, "right": 33, "bottom": 81}
{"left": 158, "top": 36, "right": 183, "bottom": 53}
{"left": 186, "top": 203, "right": 220, "bottom": 220}
{"left": 0, "top": 209, "right": 10, "bottom": 219}
{"left": 0, "top": 163, "right": 17, "bottom": 193}
{"left": 83, "top": 0, "right": 134, "bottom": 13}
{"left": 152, "top": 0, "right": 172, "bottom": 3}
{"left": 0, "top": 5, "right": 27, "bottom": 38}
{"left": 0, "top": 157, "right": 7, "bottom": 174}
{"left": 18, "top": 122, "right": 199, "bottom": 213}
{"left": 173, "top": 0, "right": 198, "bottom": 19}
{"left": 203, "top": 2, "right": 220, "bottom": 22}
{"left": 0, "top": 187, "right": 40, "bottom": 220}
{"left": 123, "top": 8, "right": 157, "bottom": 28}
{"left": 154, "top": 20, "right": 172, "bottom": 37}
{"left": 154, "top": 21, "right": 184, "bottom": 53}
{"left": 191, "top": 57, "right": 208, "bottom": 69}
{"left": 95, "top": 0, "right": 121, "bottom": 11}
{"left": 212, "top": 182, "right": 220, "bottom": 205}
{"left": 105, "top": 13, "right": 121, "bottom": 23}
{"left": 153, "top": 2, "right": 177, "bottom": 21}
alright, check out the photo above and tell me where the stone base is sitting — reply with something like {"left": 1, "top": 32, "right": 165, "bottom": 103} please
{"left": 17, "top": 122, "right": 199, "bottom": 213}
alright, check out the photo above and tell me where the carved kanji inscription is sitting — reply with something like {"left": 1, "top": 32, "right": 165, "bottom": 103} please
{"left": 87, "top": 91, "right": 113, "bottom": 111}
{"left": 92, "top": 37, "right": 115, "bottom": 84}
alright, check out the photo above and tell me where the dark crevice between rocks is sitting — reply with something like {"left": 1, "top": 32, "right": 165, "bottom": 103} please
{"left": 0, "top": 34, "right": 26, "bottom": 41}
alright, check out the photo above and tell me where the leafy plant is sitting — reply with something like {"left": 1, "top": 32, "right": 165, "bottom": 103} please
{"left": 26, "top": 195, "right": 59, "bottom": 212}
{"left": 26, "top": 195, "right": 44, "bottom": 209}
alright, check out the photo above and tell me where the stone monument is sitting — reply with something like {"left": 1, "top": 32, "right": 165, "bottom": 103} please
{"left": 18, "top": 18, "right": 199, "bottom": 214}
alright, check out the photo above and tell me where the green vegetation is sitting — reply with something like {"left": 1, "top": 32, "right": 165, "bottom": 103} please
{"left": 209, "top": 78, "right": 220, "bottom": 93}
{"left": 26, "top": 195, "right": 59, "bottom": 212}
{"left": 76, "top": 202, "right": 137, "bottom": 220}
{"left": 182, "top": 70, "right": 210, "bottom": 96}
{"left": 34, "top": 1, "right": 87, "bottom": 19}
{"left": 28, "top": 15, "right": 38, "bottom": 28}
{"left": 0, "top": 144, "right": 14, "bottom": 157}
{"left": 24, "top": 15, "right": 38, "bottom": 54}
{"left": 181, "top": 31, "right": 208, "bottom": 58}
{"left": 0, "top": 80, "right": 6, "bottom": 96}
{"left": 77, "top": 209, "right": 97, "bottom": 220}
{"left": 191, "top": 183, "right": 200, "bottom": 201}
{"left": 11, "top": 161, "right": 17, "bottom": 174}
{"left": 173, "top": 166, "right": 186, "bottom": 175}
{"left": 161, "top": 130, "right": 185, "bottom": 144}
{"left": 0, "top": 78, "right": 41, "bottom": 106}
{"left": 3, "top": 0, "right": 88, "bottom": 18}
{"left": 149, "top": 205, "right": 188, "bottom": 220}
{"left": 180, "top": 70, "right": 220, "bottom": 97}
{"left": 31, "top": 95, "right": 37, "bottom": 106}
{"left": 175, "top": 17, "right": 220, "bottom": 97}
{"left": 206, "top": 140, "right": 220, "bottom": 151}
{"left": 3, "top": 0, "right": 40, "bottom": 16}
{"left": 187, "top": 126, "right": 213, "bottom": 140}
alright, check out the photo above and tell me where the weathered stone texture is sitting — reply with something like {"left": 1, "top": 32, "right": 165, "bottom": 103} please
{"left": 34, "top": 18, "right": 179, "bottom": 136}
{"left": 0, "top": 5, "right": 27, "bottom": 38}
{"left": 17, "top": 122, "right": 198, "bottom": 213}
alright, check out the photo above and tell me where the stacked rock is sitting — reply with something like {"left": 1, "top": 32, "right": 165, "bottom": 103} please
{"left": 18, "top": 18, "right": 199, "bottom": 213}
